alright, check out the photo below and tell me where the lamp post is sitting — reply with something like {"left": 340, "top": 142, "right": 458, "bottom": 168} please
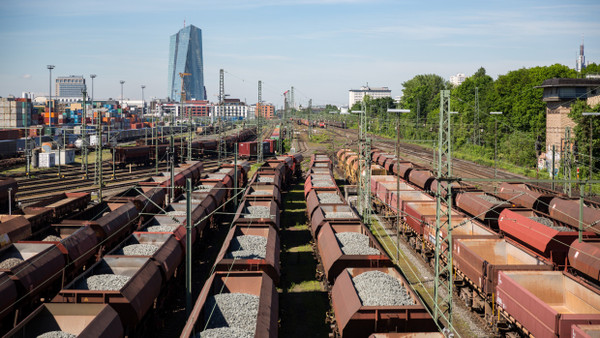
{"left": 141, "top": 85, "right": 146, "bottom": 117}
{"left": 47, "top": 65, "right": 55, "bottom": 131}
{"left": 582, "top": 112, "right": 600, "bottom": 195}
{"left": 90, "top": 74, "right": 96, "bottom": 122}
{"left": 490, "top": 112, "right": 503, "bottom": 183}
{"left": 387, "top": 108, "right": 410, "bottom": 261}
{"left": 120, "top": 80, "right": 125, "bottom": 116}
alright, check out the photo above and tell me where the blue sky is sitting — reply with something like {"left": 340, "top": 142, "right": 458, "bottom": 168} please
{"left": 0, "top": 0, "right": 599, "bottom": 107}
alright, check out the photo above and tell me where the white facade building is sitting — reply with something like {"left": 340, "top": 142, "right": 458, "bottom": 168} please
{"left": 450, "top": 73, "right": 467, "bottom": 86}
{"left": 348, "top": 86, "right": 392, "bottom": 107}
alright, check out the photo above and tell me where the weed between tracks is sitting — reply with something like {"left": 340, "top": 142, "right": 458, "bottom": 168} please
{"left": 279, "top": 182, "right": 330, "bottom": 338}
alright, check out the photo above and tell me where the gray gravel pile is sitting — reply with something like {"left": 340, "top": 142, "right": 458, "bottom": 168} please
{"left": 117, "top": 244, "right": 160, "bottom": 256}
{"left": 77, "top": 274, "right": 131, "bottom": 291}
{"left": 37, "top": 331, "right": 77, "bottom": 338}
{"left": 204, "top": 293, "right": 259, "bottom": 333}
{"left": 219, "top": 168, "right": 233, "bottom": 173}
{"left": 314, "top": 163, "right": 329, "bottom": 167}
{"left": 335, "top": 232, "right": 381, "bottom": 255}
{"left": 197, "top": 327, "right": 253, "bottom": 338}
{"left": 191, "top": 199, "right": 204, "bottom": 203}
{"left": 226, "top": 235, "right": 267, "bottom": 259}
{"left": 318, "top": 192, "right": 343, "bottom": 204}
{"left": 250, "top": 190, "right": 271, "bottom": 196}
{"left": 207, "top": 174, "right": 227, "bottom": 180}
{"left": 0, "top": 257, "right": 24, "bottom": 269}
{"left": 257, "top": 176, "right": 274, "bottom": 183}
{"left": 312, "top": 180, "right": 334, "bottom": 187}
{"left": 42, "top": 235, "right": 62, "bottom": 242}
{"left": 352, "top": 270, "right": 414, "bottom": 306}
{"left": 244, "top": 205, "right": 270, "bottom": 218}
{"left": 196, "top": 185, "right": 212, "bottom": 192}
{"left": 325, "top": 211, "right": 355, "bottom": 219}
{"left": 477, "top": 194, "right": 506, "bottom": 205}
{"left": 146, "top": 225, "right": 178, "bottom": 232}
{"left": 166, "top": 211, "right": 187, "bottom": 216}
{"left": 527, "top": 216, "right": 571, "bottom": 231}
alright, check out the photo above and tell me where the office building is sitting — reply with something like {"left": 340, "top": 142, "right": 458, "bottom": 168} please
{"left": 168, "top": 24, "right": 205, "bottom": 102}
{"left": 348, "top": 86, "right": 391, "bottom": 107}
{"left": 56, "top": 76, "right": 86, "bottom": 98}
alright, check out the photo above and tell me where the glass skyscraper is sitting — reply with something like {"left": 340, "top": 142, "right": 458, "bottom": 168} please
{"left": 168, "top": 25, "right": 205, "bottom": 101}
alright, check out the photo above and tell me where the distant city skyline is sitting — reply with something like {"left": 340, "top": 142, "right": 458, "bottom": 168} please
{"left": 0, "top": 0, "right": 599, "bottom": 107}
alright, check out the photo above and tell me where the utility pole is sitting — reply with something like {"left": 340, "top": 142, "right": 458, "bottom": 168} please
{"left": 434, "top": 89, "right": 454, "bottom": 333}
{"left": 185, "top": 177, "right": 192, "bottom": 316}
{"left": 563, "top": 126, "right": 573, "bottom": 197}
{"left": 353, "top": 101, "right": 371, "bottom": 226}
{"left": 308, "top": 99, "right": 312, "bottom": 139}
{"left": 82, "top": 90, "right": 88, "bottom": 178}
{"left": 23, "top": 101, "right": 31, "bottom": 178}
{"left": 179, "top": 73, "right": 191, "bottom": 163}
{"left": 96, "top": 117, "right": 103, "bottom": 202}
{"left": 475, "top": 87, "right": 480, "bottom": 146}
{"left": 257, "top": 80, "right": 263, "bottom": 163}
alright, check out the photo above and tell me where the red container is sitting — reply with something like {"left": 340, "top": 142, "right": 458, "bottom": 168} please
{"left": 549, "top": 197, "right": 600, "bottom": 234}
{"left": 455, "top": 191, "right": 513, "bottom": 228}
{"left": 180, "top": 271, "right": 278, "bottom": 338}
{"left": 214, "top": 225, "right": 280, "bottom": 283}
{"left": 310, "top": 204, "right": 360, "bottom": 236}
{"left": 497, "top": 182, "right": 555, "bottom": 214}
{"left": 569, "top": 239, "right": 600, "bottom": 282}
{"left": 331, "top": 267, "right": 437, "bottom": 337}
{"left": 403, "top": 201, "right": 457, "bottom": 235}
{"left": 572, "top": 324, "right": 600, "bottom": 338}
{"left": 386, "top": 189, "right": 431, "bottom": 214}
{"left": 53, "top": 257, "right": 162, "bottom": 327}
{"left": 317, "top": 222, "right": 392, "bottom": 284}
{"left": 306, "top": 188, "right": 345, "bottom": 218}
{"left": 499, "top": 208, "right": 595, "bottom": 267}
{"left": 0, "top": 129, "right": 19, "bottom": 140}
{"left": 232, "top": 200, "right": 280, "bottom": 230}
{"left": 238, "top": 141, "right": 258, "bottom": 158}
{"left": 496, "top": 271, "right": 600, "bottom": 338}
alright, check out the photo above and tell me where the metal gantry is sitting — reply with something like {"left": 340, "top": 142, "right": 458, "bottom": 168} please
{"left": 354, "top": 102, "right": 371, "bottom": 226}
{"left": 218, "top": 69, "right": 226, "bottom": 164}
{"left": 434, "top": 89, "right": 454, "bottom": 332}
{"left": 81, "top": 90, "right": 89, "bottom": 178}
{"left": 257, "top": 80, "right": 263, "bottom": 163}
{"left": 563, "top": 126, "right": 573, "bottom": 197}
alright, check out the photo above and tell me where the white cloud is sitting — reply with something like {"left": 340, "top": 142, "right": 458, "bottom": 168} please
{"left": 22, "top": 74, "right": 31, "bottom": 79}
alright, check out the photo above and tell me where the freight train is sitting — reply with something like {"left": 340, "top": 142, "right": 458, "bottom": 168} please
{"left": 293, "top": 118, "right": 347, "bottom": 129}
{"left": 112, "top": 127, "right": 256, "bottom": 168}
{"left": 306, "top": 153, "right": 439, "bottom": 337}
{"left": 337, "top": 148, "right": 600, "bottom": 337}
{"left": 181, "top": 153, "right": 303, "bottom": 337}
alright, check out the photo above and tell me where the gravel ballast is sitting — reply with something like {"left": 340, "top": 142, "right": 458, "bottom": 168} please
{"left": 317, "top": 192, "right": 342, "bottom": 204}
{"left": 76, "top": 274, "right": 131, "bottom": 291}
{"left": 226, "top": 235, "right": 267, "bottom": 260}
{"left": 476, "top": 194, "right": 506, "bottom": 205}
{"left": 325, "top": 211, "right": 355, "bottom": 219}
{"left": 352, "top": 270, "right": 414, "bottom": 306}
{"left": 197, "top": 327, "right": 253, "bottom": 338}
{"left": 257, "top": 176, "right": 274, "bottom": 183}
{"left": 527, "top": 216, "right": 572, "bottom": 231}
{"left": 42, "top": 235, "right": 62, "bottom": 242}
{"left": 118, "top": 244, "right": 160, "bottom": 256}
{"left": 37, "top": 331, "right": 77, "bottom": 338}
{"left": 335, "top": 232, "right": 381, "bottom": 255}
{"left": 204, "top": 293, "right": 259, "bottom": 333}
{"left": 0, "top": 257, "right": 24, "bottom": 269}
{"left": 146, "top": 225, "right": 178, "bottom": 232}
{"left": 244, "top": 205, "right": 270, "bottom": 219}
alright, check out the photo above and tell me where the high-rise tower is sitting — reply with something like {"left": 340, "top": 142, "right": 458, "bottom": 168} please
{"left": 168, "top": 24, "right": 205, "bottom": 101}
{"left": 576, "top": 36, "right": 586, "bottom": 73}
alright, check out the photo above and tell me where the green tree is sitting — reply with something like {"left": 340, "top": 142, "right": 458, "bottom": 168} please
{"left": 569, "top": 100, "right": 600, "bottom": 174}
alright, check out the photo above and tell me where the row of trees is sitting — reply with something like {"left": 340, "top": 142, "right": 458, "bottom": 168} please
{"left": 348, "top": 63, "right": 600, "bottom": 176}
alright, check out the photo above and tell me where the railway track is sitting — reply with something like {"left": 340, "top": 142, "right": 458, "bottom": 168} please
{"left": 16, "top": 157, "right": 232, "bottom": 204}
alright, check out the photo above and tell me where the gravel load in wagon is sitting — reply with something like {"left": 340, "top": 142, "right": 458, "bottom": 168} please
{"left": 318, "top": 192, "right": 343, "bottom": 204}
{"left": 527, "top": 216, "right": 572, "bottom": 231}
{"left": 202, "top": 293, "right": 259, "bottom": 334}
{"left": 312, "top": 180, "right": 335, "bottom": 187}
{"left": 114, "top": 244, "right": 160, "bottom": 256}
{"left": 245, "top": 206, "right": 270, "bottom": 218}
{"left": 207, "top": 174, "right": 227, "bottom": 180}
{"left": 477, "top": 194, "right": 506, "bottom": 204}
{"left": 42, "top": 235, "right": 62, "bottom": 242}
{"left": 195, "top": 185, "right": 212, "bottom": 192}
{"left": 250, "top": 191, "right": 272, "bottom": 196}
{"left": 325, "top": 211, "right": 355, "bottom": 218}
{"left": 335, "top": 232, "right": 381, "bottom": 255}
{"left": 352, "top": 270, "right": 414, "bottom": 306}
{"left": 146, "top": 225, "right": 179, "bottom": 232}
{"left": 0, "top": 257, "right": 24, "bottom": 269}
{"left": 197, "top": 327, "right": 253, "bottom": 338}
{"left": 166, "top": 211, "right": 186, "bottom": 216}
{"left": 257, "top": 176, "right": 274, "bottom": 183}
{"left": 226, "top": 235, "right": 267, "bottom": 259}
{"left": 76, "top": 274, "right": 131, "bottom": 291}
{"left": 37, "top": 331, "right": 77, "bottom": 338}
